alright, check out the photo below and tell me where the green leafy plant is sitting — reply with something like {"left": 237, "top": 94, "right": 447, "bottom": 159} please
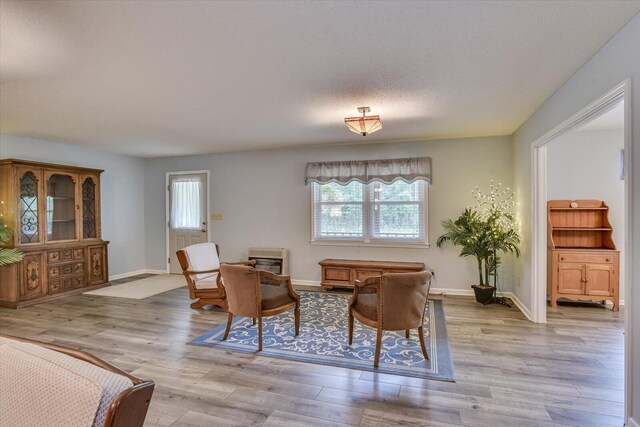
{"left": 0, "top": 218, "right": 23, "bottom": 266}
{"left": 437, "top": 181, "right": 520, "bottom": 289}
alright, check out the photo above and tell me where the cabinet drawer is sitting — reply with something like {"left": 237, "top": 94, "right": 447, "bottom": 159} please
{"left": 62, "top": 249, "right": 73, "bottom": 261}
{"left": 73, "top": 262, "right": 85, "bottom": 274}
{"left": 355, "top": 269, "right": 384, "bottom": 281}
{"left": 72, "top": 276, "right": 86, "bottom": 289}
{"left": 48, "top": 250, "right": 61, "bottom": 263}
{"left": 324, "top": 267, "right": 350, "bottom": 282}
{"left": 49, "top": 280, "right": 62, "bottom": 294}
{"left": 48, "top": 265, "right": 61, "bottom": 279}
{"left": 63, "top": 277, "right": 73, "bottom": 290}
{"left": 73, "top": 248, "right": 86, "bottom": 260}
{"left": 557, "top": 253, "right": 613, "bottom": 264}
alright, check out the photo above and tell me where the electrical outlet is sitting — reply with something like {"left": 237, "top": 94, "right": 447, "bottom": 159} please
{"left": 211, "top": 213, "right": 224, "bottom": 220}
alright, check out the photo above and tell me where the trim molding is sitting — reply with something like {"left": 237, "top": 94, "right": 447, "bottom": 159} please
{"left": 628, "top": 416, "right": 639, "bottom": 427}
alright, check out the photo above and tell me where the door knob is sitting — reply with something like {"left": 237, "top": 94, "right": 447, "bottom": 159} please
{"left": 201, "top": 229, "right": 207, "bottom": 233}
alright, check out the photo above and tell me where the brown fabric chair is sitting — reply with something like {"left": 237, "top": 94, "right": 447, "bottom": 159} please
{"left": 219, "top": 264, "right": 301, "bottom": 351}
{"left": 176, "top": 243, "right": 255, "bottom": 310}
{"left": 348, "top": 271, "right": 433, "bottom": 367}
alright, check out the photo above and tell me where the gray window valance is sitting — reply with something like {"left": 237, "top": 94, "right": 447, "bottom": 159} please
{"left": 305, "top": 157, "right": 432, "bottom": 185}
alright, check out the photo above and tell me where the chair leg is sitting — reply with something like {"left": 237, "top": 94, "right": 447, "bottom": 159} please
{"left": 374, "top": 328, "right": 382, "bottom": 368}
{"left": 223, "top": 312, "right": 233, "bottom": 341}
{"left": 294, "top": 306, "right": 300, "bottom": 336}
{"left": 252, "top": 317, "right": 256, "bottom": 325}
{"left": 258, "top": 316, "right": 263, "bottom": 351}
{"left": 348, "top": 312, "right": 354, "bottom": 345}
{"left": 405, "top": 329, "right": 410, "bottom": 338}
{"left": 418, "top": 325, "right": 429, "bottom": 360}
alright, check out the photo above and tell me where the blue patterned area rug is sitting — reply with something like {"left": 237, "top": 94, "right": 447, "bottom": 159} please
{"left": 189, "top": 291, "right": 455, "bottom": 381}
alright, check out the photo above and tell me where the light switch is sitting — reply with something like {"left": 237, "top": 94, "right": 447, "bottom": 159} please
{"left": 211, "top": 213, "right": 224, "bottom": 220}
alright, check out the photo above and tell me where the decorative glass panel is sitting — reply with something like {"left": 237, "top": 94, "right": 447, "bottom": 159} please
{"left": 46, "top": 174, "right": 77, "bottom": 241}
{"left": 82, "top": 178, "right": 97, "bottom": 238}
{"left": 19, "top": 172, "right": 39, "bottom": 243}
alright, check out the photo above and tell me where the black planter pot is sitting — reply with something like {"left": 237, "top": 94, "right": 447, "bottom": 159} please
{"left": 472, "top": 285, "right": 495, "bottom": 305}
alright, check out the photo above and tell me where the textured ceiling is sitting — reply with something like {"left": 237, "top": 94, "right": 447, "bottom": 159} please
{"left": 1, "top": 1, "right": 639, "bottom": 157}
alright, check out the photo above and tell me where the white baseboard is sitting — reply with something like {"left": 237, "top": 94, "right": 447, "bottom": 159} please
{"left": 627, "top": 416, "right": 639, "bottom": 427}
{"left": 505, "top": 291, "right": 533, "bottom": 321}
{"left": 292, "top": 279, "right": 321, "bottom": 287}
{"left": 429, "top": 287, "right": 474, "bottom": 297}
{"left": 109, "top": 269, "right": 167, "bottom": 281}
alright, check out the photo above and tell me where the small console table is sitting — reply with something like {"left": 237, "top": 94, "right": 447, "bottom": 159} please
{"left": 319, "top": 259, "right": 426, "bottom": 292}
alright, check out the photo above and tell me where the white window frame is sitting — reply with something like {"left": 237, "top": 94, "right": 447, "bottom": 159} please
{"left": 310, "top": 181, "right": 429, "bottom": 248}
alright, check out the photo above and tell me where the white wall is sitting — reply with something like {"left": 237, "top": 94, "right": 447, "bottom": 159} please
{"left": 144, "top": 136, "right": 514, "bottom": 293}
{"left": 512, "top": 13, "right": 639, "bottom": 424}
{"left": 0, "top": 134, "right": 146, "bottom": 277}
{"left": 547, "top": 129, "right": 625, "bottom": 300}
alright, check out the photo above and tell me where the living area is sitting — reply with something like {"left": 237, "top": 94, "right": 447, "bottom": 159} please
{"left": 1, "top": 2, "right": 640, "bottom": 427}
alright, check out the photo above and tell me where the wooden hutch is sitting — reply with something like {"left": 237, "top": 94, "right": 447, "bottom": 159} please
{"left": 547, "top": 200, "right": 619, "bottom": 311}
{"left": 0, "top": 159, "right": 109, "bottom": 308}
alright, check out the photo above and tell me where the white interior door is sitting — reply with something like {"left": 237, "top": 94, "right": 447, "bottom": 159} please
{"left": 168, "top": 172, "right": 208, "bottom": 274}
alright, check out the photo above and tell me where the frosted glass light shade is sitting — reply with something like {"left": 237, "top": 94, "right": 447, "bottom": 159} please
{"left": 344, "top": 115, "right": 383, "bottom": 136}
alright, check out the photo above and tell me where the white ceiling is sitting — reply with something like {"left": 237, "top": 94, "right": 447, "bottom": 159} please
{"left": 578, "top": 101, "right": 625, "bottom": 131}
{"left": 1, "top": 1, "right": 639, "bottom": 158}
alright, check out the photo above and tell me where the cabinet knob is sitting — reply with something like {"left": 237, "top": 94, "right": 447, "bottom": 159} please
{"left": 560, "top": 257, "right": 564, "bottom": 261}
{"left": 606, "top": 259, "right": 610, "bottom": 262}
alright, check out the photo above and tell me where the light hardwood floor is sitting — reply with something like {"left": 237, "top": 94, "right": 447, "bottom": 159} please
{"left": 0, "top": 275, "right": 625, "bottom": 426}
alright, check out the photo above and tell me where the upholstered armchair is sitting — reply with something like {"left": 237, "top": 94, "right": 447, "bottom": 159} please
{"left": 348, "top": 271, "right": 433, "bottom": 367}
{"left": 176, "top": 242, "right": 255, "bottom": 310}
{"left": 219, "top": 264, "right": 300, "bottom": 351}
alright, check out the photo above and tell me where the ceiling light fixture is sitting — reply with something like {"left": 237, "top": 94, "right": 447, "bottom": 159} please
{"left": 344, "top": 107, "right": 382, "bottom": 136}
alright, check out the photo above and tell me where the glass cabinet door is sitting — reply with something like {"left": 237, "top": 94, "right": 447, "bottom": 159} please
{"left": 82, "top": 177, "right": 97, "bottom": 239}
{"left": 46, "top": 173, "right": 78, "bottom": 241}
{"left": 19, "top": 171, "right": 40, "bottom": 244}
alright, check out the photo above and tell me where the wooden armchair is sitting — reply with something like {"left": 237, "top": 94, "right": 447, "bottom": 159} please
{"left": 348, "top": 271, "right": 433, "bottom": 367}
{"left": 0, "top": 334, "right": 154, "bottom": 427}
{"left": 176, "top": 242, "right": 254, "bottom": 310}
{"left": 219, "top": 264, "right": 300, "bottom": 351}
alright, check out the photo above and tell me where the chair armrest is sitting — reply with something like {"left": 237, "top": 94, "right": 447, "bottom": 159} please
{"left": 350, "top": 277, "right": 380, "bottom": 307}
{"left": 258, "top": 271, "right": 300, "bottom": 301}
{"left": 183, "top": 268, "right": 220, "bottom": 275}
{"left": 221, "top": 260, "right": 257, "bottom": 266}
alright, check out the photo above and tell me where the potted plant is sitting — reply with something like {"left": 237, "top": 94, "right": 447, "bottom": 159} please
{"left": 0, "top": 218, "right": 23, "bottom": 266}
{"left": 437, "top": 181, "right": 520, "bottom": 305}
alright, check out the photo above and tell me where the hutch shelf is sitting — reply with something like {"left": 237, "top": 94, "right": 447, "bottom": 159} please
{"left": 547, "top": 200, "right": 619, "bottom": 311}
{"left": 0, "top": 159, "right": 109, "bottom": 308}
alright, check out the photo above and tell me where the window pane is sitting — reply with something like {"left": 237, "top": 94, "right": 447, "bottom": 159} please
{"left": 20, "top": 172, "right": 39, "bottom": 243}
{"left": 318, "top": 204, "right": 363, "bottom": 238}
{"left": 373, "top": 204, "right": 421, "bottom": 239}
{"left": 372, "top": 180, "right": 421, "bottom": 202}
{"left": 319, "top": 182, "right": 363, "bottom": 202}
{"left": 171, "top": 179, "right": 202, "bottom": 229}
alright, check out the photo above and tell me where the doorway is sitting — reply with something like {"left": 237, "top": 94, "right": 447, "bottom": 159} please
{"left": 531, "top": 80, "right": 632, "bottom": 421}
{"left": 166, "top": 171, "right": 210, "bottom": 274}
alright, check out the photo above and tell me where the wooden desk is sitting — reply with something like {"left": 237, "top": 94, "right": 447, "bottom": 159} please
{"left": 319, "top": 259, "right": 425, "bottom": 291}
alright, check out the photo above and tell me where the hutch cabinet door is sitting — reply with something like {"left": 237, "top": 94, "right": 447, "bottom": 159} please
{"left": 585, "top": 264, "right": 614, "bottom": 297}
{"left": 88, "top": 245, "right": 107, "bottom": 285}
{"left": 80, "top": 174, "right": 101, "bottom": 239}
{"left": 557, "top": 263, "right": 584, "bottom": 295}
{"left": 15, "top": 167, "right": 45, "bottom": 246}
{"left": 44, "top": 170, "right": 80, "bottom": 243}
{"left": 20, "top": 252, "right": 47, "bottom": 300}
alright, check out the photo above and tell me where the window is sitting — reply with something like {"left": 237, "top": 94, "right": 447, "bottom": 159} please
{"left": 170, "top": 178, "right": 202, "bottom": 229}
{"left": 312, "top": 180, "right": 427, "bottom": 245}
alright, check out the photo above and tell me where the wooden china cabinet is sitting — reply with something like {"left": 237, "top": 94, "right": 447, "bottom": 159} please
{"left": 0, "top": 159, "right": 109, "bottom": 308}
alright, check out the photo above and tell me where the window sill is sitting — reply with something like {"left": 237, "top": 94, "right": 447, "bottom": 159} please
{"left": 310, "top": 240, "right": 430, "bottom": 249}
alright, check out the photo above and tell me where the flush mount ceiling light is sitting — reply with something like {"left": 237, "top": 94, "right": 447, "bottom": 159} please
{"left": 344, "top": 107, "right": 382, "bottom": 136}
